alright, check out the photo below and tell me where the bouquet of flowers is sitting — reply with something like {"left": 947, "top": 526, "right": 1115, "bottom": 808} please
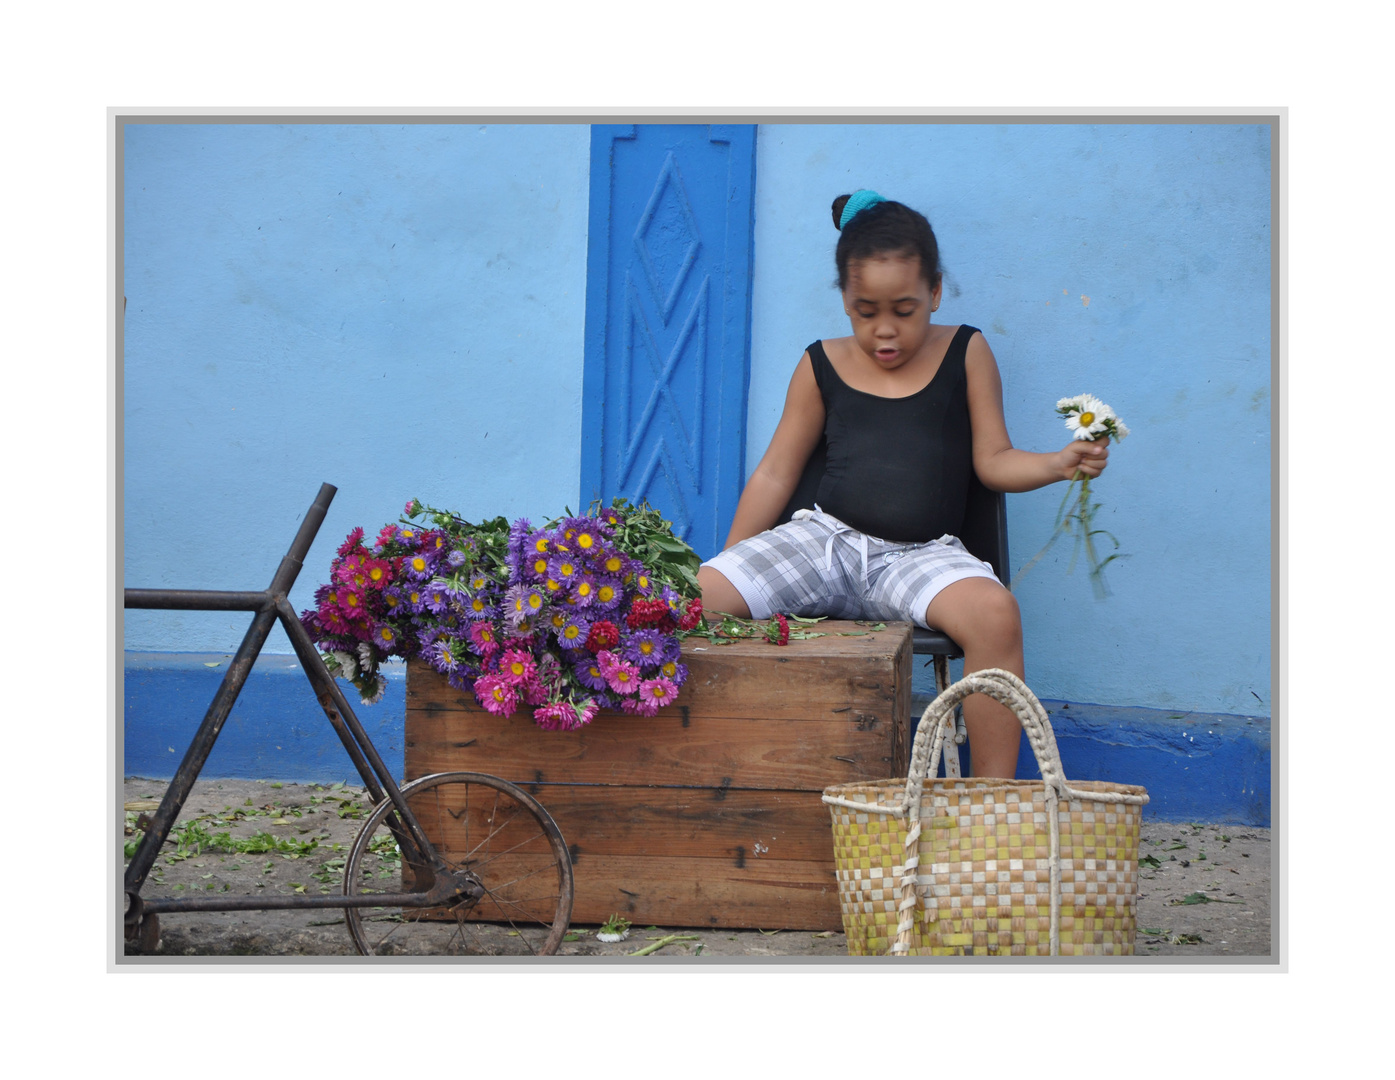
{"left": 300, "top": 498, "right": 705, "bottom": 729}
{"left": 1017, "top": 394, "right": 1130, "bottom": 599}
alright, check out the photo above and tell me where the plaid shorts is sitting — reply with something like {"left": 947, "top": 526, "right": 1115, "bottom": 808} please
{"left": 701, "top": 507, "right": 1002, "bottom": 628}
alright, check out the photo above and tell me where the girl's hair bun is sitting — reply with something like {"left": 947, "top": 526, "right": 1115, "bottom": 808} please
{"left": 831, "top": 194, "right": 852, "bottom": 231}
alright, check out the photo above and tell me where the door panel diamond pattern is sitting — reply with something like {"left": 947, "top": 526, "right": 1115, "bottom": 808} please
{"left": 581, "top": 125, "right": 756, "bottom": 562}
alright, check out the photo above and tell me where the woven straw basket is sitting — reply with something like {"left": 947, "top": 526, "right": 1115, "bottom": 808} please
{"left": 823, "top": 669, "right": 1149, "bottom": 956}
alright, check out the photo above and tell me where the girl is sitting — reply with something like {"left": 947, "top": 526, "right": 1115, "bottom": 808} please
{"left": 697, "top": 190, "right": 1109, "bottom": 779}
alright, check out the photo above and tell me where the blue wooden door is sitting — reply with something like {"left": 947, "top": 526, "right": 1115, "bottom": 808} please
{"left": 581, "top": 124, "right": 756, "bottom": 562}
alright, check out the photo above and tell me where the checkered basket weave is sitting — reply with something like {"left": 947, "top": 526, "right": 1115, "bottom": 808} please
{"left": 822, "top": 669, "right": 1148, "bottom": 956}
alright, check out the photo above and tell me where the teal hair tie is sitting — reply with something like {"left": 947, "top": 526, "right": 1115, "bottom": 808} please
{"left": 839, "top": 189, "right": 887, "bottom": 229}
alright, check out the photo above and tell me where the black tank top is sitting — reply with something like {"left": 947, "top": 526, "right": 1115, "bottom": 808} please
{"left": 807, "top": 324, "right": 977, "bottom": 543}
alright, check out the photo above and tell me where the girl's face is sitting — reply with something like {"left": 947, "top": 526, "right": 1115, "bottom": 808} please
{"left": 843, "top": 254, "right": 942, "bottom": 370}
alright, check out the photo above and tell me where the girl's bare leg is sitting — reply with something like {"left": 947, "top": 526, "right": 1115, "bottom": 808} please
{"left": 924, "top": 577, "right": 1025, "bottom": 778}
{"left": 697, "top": 564, "right": 752, "bottom": 619}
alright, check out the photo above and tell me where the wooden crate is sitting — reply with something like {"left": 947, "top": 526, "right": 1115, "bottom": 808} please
{"left": 404, "top": 621, "right": 912, "bottom": 930}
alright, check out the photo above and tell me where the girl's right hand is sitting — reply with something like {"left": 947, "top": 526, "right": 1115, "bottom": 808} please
{"left": 1057, "top": 437, "right": 1109, "bottom": 481}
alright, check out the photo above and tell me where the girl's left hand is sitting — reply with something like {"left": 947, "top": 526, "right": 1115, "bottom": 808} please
{"left": 1057, "top": 436, "right": 1109, "bottom": 481}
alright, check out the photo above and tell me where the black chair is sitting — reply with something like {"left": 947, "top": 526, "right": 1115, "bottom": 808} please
{"left": 777, "top": 437, "right": 1011, "bottom": 776}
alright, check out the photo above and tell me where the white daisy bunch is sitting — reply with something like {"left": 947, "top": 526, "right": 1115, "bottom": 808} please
{"left": 1015, "top": 394, "right": 1131, "bottom": 600}
{"left": 1056, "top": 394, "right": 1130, "bottom": 442}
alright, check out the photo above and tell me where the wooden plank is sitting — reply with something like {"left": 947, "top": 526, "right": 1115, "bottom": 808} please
{"left": 406, "top": 620, "right": 913, "bottom": 723}
{"left": 565, "top": 853, "right": 842, "bottom": 930}
{"left": 406, "top": 711, "right": 901, "bottom": 790}
{"left": 498, "top": 784, "right": 837, "bottom": 863}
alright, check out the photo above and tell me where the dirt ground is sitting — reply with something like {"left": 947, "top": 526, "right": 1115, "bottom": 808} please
{"left": 120, "top": 776, "right": 1272, "bottom": 961}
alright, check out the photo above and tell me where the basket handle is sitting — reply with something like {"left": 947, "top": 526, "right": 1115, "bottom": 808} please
{"left": 893, "top": 669, "right": 1065, "bottom": 955}
{"left": 890, "top": 668, "right": 1145, "bottom": 956}
{"left": 902, "top": 667, "right": 1065, "bottom": 811}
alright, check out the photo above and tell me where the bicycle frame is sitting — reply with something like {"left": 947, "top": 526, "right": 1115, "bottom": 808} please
{"left": 123, "top": 483, "right": 460, "bottom": 930}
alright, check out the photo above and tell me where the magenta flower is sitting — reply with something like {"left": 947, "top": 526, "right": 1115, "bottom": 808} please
{"left": 499, "top": 648, "right": 537, "bottom": 687}
{"left": 598, "top": 650, "right": 641, "bottom": 697}
{"left": 638, "top": 676, "right": 679, "bottom": 709}
{"left": 475, "top": 672, "right": 518, "bottom": 717}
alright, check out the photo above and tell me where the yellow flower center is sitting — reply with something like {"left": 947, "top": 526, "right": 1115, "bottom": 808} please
{"left": 653, "top": 685, "right": 668, "bottom": 698}
{"left": 369, "top": 567, "right": 383, "bottom": 581}
{"left": 534, "top": 538, "right": 549, "bottom": 553}
{"left": 412, "top": 557, "right": 426, "bottom": 572}
{"left": 606, "top": 557, "right": 622, "bottom": 573}
{"left": 617, "top": 670, "right": 631, "bottom": 684}
{"left": 637, "top": 575, "right": 649, "bottom": 589}
{"left": 560, "top": 561, "right": 575, "bottom": 577}
{"left": 410, "top": 591, "right": 421, "bottom": 604}
{"left": 662, "top": 662, "right": 676, "bottom": 678}
{"left": 510, "top": 661, "right": 526, "bottom": 677}
{"left": 1079, "top": 411, "right": 1094, "bottom": 426}
{"left": 640, "top": 641, "right": 654, "bottom": 655}
{"left": 472, "top": 598, "right": 485, "bottom": 612}
{"left": 578, "top": 533, "right": 594, "bottom": 549}
{"left": 528, "top": 594, "right": 543, "bottom": 610}
{"left": 598, "top": 585, "right": 615, "bottom": 603}
{"left": 533, "top": 557, "right": 549, "bottom": 575}
{"left": 492, "top": 686, "right": 507, "bottom": 703}
{"left": 577, "top": 581, "right": 592, "bottom": 597}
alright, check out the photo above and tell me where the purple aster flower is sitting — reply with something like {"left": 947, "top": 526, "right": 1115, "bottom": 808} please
{"left": 504, "top": 583, "right": 547, "bottom": 631}
{"left": 568, "top": 574, "right": 600, "bottom": 609}
{"left": 589, "top": 574, "right": 624, "bottom": 613}
{"left": 547, "top": 552, "right": 581, "bottom": 587}
{"left": 402, "top": 548, "right": 441, "bottom": 581}
{"left": 572, "top": 655, "right": 610, "bottom": 693}
{"left": 556, "top": 614, "right": 590, "bottom": 651}
{"left": 446, "top": 548, "right": 468, "bottom": 569}
{"left": 506, "top": 517, "right": 533, "bottom": 574}
{"left": 622, "top": 628, "right": 668, "bottom": 669}
{"left": 421, "top": 582, "right": 452, "bottom": 616}
{"left": 658, "top": 659, "right": 689, "bottom": 690}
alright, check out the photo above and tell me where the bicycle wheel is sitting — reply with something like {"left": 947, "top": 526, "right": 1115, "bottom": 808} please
{"left": 344, "top": 772, "right": 573, "bottom": 956}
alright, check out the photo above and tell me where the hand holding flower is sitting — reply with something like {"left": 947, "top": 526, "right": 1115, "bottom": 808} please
{"left": 1015, "top": 395, "right": 1129, "bottom": 599}
{"left": 1056, "top": 436, "right": 1110, "bottom": 481}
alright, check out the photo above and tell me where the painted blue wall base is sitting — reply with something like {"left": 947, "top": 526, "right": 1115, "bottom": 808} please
{"left": 124, "top": 654, "right": 1270, "bottom": 827}
{"left": 123, "top": 653, "right": 405, "bottom": 785}
{"left": 910, "top": 696, "right": 1271, "bottom": 827}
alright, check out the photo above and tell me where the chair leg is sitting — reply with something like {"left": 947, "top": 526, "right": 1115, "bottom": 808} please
{"left": 934, "top": 655, "right": 962, "bottom": 778}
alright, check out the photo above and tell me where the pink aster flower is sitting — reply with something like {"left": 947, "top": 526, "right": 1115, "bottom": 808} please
{"left": 337, "top": 527, "right": 366, "bottom": 558}
{"left": 620, "top": 694, "right": 659, "bottom": 717}
{"left": 638, "top": 676, "right": 679, "bottom": 709}
{"left": 468, "top": 620, "right": 500, "bottom": 657}
{"left": 474, "top": 673, "right": 518, "bottom": 717}
{"left": 598, "top": 651, "right": 641, "bottom": 696}
{"left": 499, "top": 648, "right": 537, "bottom": 686}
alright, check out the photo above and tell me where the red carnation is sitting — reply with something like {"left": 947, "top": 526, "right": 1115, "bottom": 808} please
{"left": 764, "top": 613, "right": 790, "bottom": 647}
{"left": 626, "top": 597, "right": 670, "bottom": 629}
{"left": 677, "top": 597, "right": 704, "bottom": 631}
{"left": 585, "top": 619, "right": 621, "bottom": 653}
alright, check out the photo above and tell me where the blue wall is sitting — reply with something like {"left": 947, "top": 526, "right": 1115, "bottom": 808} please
{"left": 748, "top": 123, "right": 1271, "bottom": 718}
{"left": 123, "top": 122, "right": 592, "bottom": 654}
{"left": 122, "top": 121, "right": 1271, "bottom": 816}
